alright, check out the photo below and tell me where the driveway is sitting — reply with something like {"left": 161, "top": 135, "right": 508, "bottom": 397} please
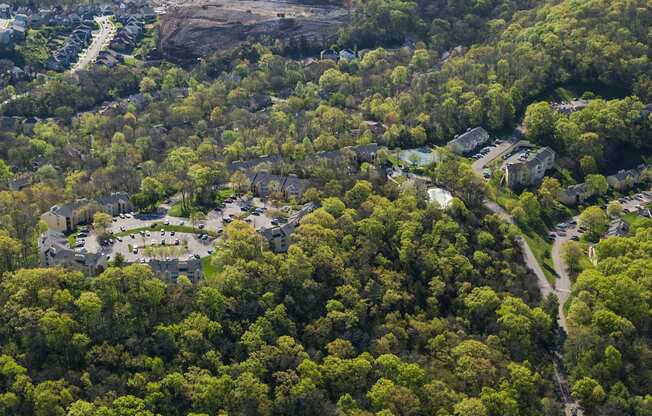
{"left": 71, "top": 16, "right": 116, "bottom": 73}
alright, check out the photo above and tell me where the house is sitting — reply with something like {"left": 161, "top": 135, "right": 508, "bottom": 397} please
{"left": 558, "top": 183, "right": 593, "bottom": 206}
{"left": 448, "top": 127, "right": 490, "bottom": 154}
{"left": 247, "top": 172, "right": 310, "bottom": 201}
{"left": 282, "top": 175, "right": 310, "bottom": 201}
{"left": 260, "top": 203, "right": 314, "bottom": 252}
{"left": 503, "top": 147, "right": 555, "bottom": 189}
{"left": 320, "top": 48, "right": 339, "bottom": 61}
{"left": 362, "top": 120, "right": 386, "bottom": 136}
{"left": 29, "top": 13, "right": 43, "bottom": 28}
{"left": 0, "top": 28, "right": 12, "bottom": 45}
{"left": 11, "top": 22, "right": 25, "bottom": 41}
{"left": 607, "top": 168, "right": 641, "bottom": 191}
{"left": 339, "top": 49, "right": 356, "bottom": 62}
{"left": 9, "top": 66, "right": 26, "bottom": 83}
{"left": 141, "top": 5, "right": 157, "bottom": 21}
{"left": 13, "top": 13, "right": 27, "bottom": 25}
{"left": 398, "top": 147, "right": 440, "bottom": 167}
{"left": 39, "top": 231, "right": 107, "bottom": 274}
{"left": 96, "top": 49, "right": 123, "bottom": 68}
{"left": 552, "top": 99, "right": 589, "bottom": 115}
{"left": 96, "top": 192, "right": 134, "bottom": 216}
{"left": 606, "top": 218, "right": 629, "bottom": 237}
{"left": 41, "top": 192, "right": 133, "bottom": 233}
{"left": 148, "top": 258, "right": 203, "bottom": 283}
{"left": 0, "top": 3, "right": 10, "bottom": 19}
{"left": 353, "top": 143, "right": 381, "bottom": 163}
{"left": 8, "top": 174, "right": 32, "bottom": 191}
{"left": 41, "top": 199, "right": 98, "bottom": 233}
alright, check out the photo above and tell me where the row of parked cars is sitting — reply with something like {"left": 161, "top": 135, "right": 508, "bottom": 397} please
{"left": 470, "top": 139, "right": 504, "bottom": 160}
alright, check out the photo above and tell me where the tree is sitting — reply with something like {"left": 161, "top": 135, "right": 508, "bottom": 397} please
{"left": 524, "top": 102, "right": 557, "bottom": 146}
{"left": 561, "top": 241, "right": 583, "bottom": 275}
{"left": 0, "top": 159, "right": 12, "bottom": 189}
{"left": 585, "top": 174, "right": 609, "bottom": 196}
{"left": 0, "top": 231, "right": 21, "bottom": 273}
{"left": 92, "top": 212, "right": 113, "bottom": 240}
{"left": 538, "top": 177, "right": 562, "bottom": 209}
{"left": 230, "top": 171, "right": 251, "bottom": 196}
{"left": 454, "top": 398, "right": 488, "bottom": 416}
{"left": 606, "top": 201, "right": 623, "bottom": 218}
{"left": 572, "top": 377, "right": 605, "bottom": 411}
{"left": 579, "top": 206, "right": 608, "bottom": 241}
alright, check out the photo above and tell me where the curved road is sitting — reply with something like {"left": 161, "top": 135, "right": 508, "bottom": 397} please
{"left": 474, "top": 141, "right": 582, "bottom": 416}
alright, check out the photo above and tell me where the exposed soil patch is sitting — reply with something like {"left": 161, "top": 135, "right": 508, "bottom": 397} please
{"left": 156, "top": 0, "right": 349, "bottom": 62}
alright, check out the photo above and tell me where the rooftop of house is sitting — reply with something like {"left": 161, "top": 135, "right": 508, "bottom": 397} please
{"left": 450, "top": 126, "right": 489, "bottom": 146}
{"left": 46, "top": 199, "right": 92, "bottom": 218}
{"left": 260, "top": 203, "right": 315, "bottom": 240}
{"left": 505, "top": 146, "right": 555, "bottom": 170}
{"left": 562, "top": 182, "right": 590, "bottom": 197}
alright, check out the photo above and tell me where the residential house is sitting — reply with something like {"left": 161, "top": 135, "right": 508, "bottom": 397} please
{"left": 247, "top": 172, "right": 310, "bottom": 201}
{"left": 96, "top": 49, "right": 123, "bottom": 68}
{"left": 260, "top": 203, "right": 314, "bottom": 252}
{"left": 339, "top": 49, "right": 356, "bottom": 62}
{"left": 39, "top": 231, "right": 107, "bottom": 274}
{"left": 0, "top": 3, "right": 10, "bottom": 19}
{"left": 448, "top": 127, "right": 490, "bottom": 154}
{"left": 11, "top": 21, "right": 25, "bottom": 41}
{"left": 148, "top": 258, "right": 203, "bottom": 283}
{"left": 558, "top": 182, "right": 593, "bottom": 206}
{"left": 96, "top": 192, "right": 133, "bottom": 216}
{"left": 8, "top": 174, "right": 32, "bottom": 191}
{"left": 29, "top": 13, "right": 43, "bottom": 28}
{"left": 353, "top": 143, "right": 381, "bottom": 163}
{"left": 13, "top": 13, "right": 27, "bottom": 25}
{"left": 41, "top": 199, "right": 98, "bottom": 233}
{"left": 606, "top": 218, "right": 629, "bottom": 238}
{"left": 607, "top": 168, "right": 641, "bottom": 191}
{"left": 361, "top": 120, "right": 386, "bottom": 137}
{"left": 552, "top": 99, "right": 589, "bottom": 115}
{"left": 41, "top": 192, "right": 133, "bottom": 233}
{"left": 503, "top": 147, "right": 556, "bottom": 189}
{"left": 0, "top": 29, "right": 12, "bottom": 46}
{"left": 320, "top": 48, "right": 339, "bottom": 61}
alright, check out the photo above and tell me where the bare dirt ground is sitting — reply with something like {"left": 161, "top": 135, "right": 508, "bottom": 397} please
{"left": 155, "top": 0, "right": 349, "bottom": 61}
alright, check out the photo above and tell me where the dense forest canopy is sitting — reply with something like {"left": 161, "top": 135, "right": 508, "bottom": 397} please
{"left": 0, "top": 0, "right": 650, "bottom": 415}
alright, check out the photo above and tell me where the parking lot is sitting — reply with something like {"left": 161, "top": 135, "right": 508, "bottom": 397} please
{"left": 471, "top": 138, "right": 518, "bottom": 177}
{"left": 71, "top": 197, "right": 292, "bottom": 263}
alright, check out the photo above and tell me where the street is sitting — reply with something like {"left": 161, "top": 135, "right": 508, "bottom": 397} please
{"left": 71, "top": 15, "right": 116, "bottom": 73}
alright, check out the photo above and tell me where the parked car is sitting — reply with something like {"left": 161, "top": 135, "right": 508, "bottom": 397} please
{"left": 130, "top": 233, "right": 135, "bottom": 239}
{"left": 175, "top": 239, "right": 180, "bottom": 245}
{"left": 571, "top": 236, "right": 580, "bottom": 241}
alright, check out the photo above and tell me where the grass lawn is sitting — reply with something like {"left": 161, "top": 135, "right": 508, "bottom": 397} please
{"left": 216, "top": 188, "right": 235, "bottom": 202}
{"left": 115, "top": 222, "right": 218, "bottom": 237}
{"left": 67, "top": 232, "right": 79, "bottom": 247}
{"left": 623, "top": 213, "right": 652, "bottom": 230}
{"left": 522, "top": 232, "right": 557, "bottom": 285}
{"left": 202, "top": 255, "right": 218, "bottom": 279}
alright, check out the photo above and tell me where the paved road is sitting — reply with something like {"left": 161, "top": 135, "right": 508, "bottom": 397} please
{"left": 483, "top": 199, "right": 554, "bottom": 298}
{"left": 71, "top": 16, "right": 116, "bottom": 73}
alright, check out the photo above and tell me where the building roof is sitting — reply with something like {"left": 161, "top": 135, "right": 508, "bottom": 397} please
{"left": 449, "top": 127, "right": 489, "bottom": 148}
{"left": 506, "top": 146, "right": 555, "bottom": 170}
{"left": 46, "top": 198, "right": 92, "bottom": 218}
